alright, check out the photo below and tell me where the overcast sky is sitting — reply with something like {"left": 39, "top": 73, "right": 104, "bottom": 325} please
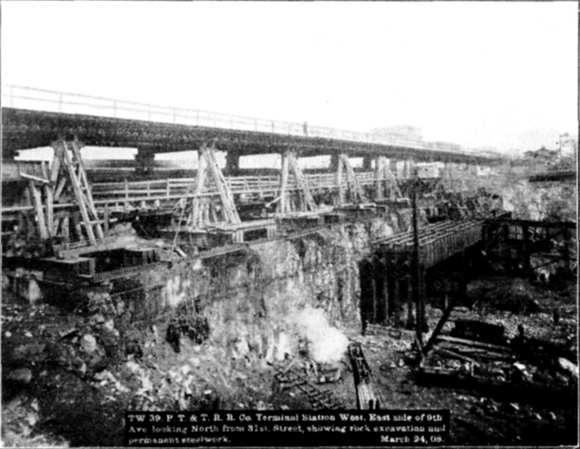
{"left": 2, "top": 1, "right": 577, "bottom": 156}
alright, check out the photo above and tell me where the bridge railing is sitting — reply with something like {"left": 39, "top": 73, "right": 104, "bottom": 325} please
{"left": 2, "top": 168, "right": 489, "bottom": 217}
{"left": 3, "top": 84, "right": 440, "bottom": 151}
{"left": 89, "top": 171, "right": 402, "bottom": 202}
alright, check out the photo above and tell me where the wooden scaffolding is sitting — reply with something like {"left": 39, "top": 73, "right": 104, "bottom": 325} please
{"left": 21, "top": 138, "right": 104, "bottom": 247}
{"left": 176, "top": 144, "right": 241, "bottom": 229}
{"left": 336, "top": 153, "right": 368, "bottom": 206}
{"left": 277, "top": 151, "right": 317, "bottom": 215}
{"left": 375, "top": 156, "right": 402, "bottom": 201}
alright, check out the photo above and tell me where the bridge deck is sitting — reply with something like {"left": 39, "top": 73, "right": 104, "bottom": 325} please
{"left": 2, "top": 85, "right": 500, "bottom": 164}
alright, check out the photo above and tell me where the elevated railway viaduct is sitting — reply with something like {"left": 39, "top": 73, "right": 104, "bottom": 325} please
{"left": 2, "top": 85, "right": 519, "bottom": 335}
{"left": 1, "top": 103, "right": 498, "bottom": 210}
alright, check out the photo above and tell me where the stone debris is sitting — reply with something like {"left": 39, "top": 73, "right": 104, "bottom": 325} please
{"left": 0, "top": 182, "right": 576, "bottom": 447}
{"left": 558, "top": 357, "right": 578, "bottom": 379}
{"left": 59, "top": 328, "right": 78, "bottom": 339}
{"left": 80, "top": 334, "right": 98, "bottom": 353}
{"left": 136, "top": 373, "right": 153, "bottom": 396}
{"left": 94, "top": 370, "right": 130, "bottom": 393}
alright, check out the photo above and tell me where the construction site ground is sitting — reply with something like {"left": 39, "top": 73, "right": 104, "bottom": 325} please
{"left": 1, "top": 275, "right": 578, "bottom": 447}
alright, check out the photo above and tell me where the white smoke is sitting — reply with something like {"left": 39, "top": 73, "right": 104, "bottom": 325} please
{"left": 293, "top": 306, "right": 349, "bottom": 364}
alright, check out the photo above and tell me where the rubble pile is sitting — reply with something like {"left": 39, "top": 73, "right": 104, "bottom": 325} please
{"left": 1, "top": 171, "right": 577, "bottom": 446}
{"left": 418, "top": 275, "right": 578, "bottom": 405}
{"left": 1, "top": 395, "right": 68, "bottom": 448}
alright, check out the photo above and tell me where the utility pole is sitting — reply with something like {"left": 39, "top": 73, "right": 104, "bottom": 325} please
{"left": 412, "top": 167, "right": 425, "bottom": 348}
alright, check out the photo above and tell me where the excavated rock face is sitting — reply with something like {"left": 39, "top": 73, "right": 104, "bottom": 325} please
{"left": 146, "top": 216, "right": 405, "bottom": 364}
{"left": 11, "top": 216, "right": 406, "bottom": 379}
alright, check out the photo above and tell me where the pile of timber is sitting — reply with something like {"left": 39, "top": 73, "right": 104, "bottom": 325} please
{"left": 274, "top": 366, "right": 344, "bottom": 410}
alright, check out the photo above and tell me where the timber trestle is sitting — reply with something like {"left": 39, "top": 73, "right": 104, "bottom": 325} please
{"left": 362, "top": 220, "right": 484, "bottom": 328}
{"left": 18, "top": 138, "right": 105, "bottom": 247}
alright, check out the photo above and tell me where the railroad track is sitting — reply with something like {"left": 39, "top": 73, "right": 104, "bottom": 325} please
{"left": 348, "top": 342, "right": 381, "bottom": 410}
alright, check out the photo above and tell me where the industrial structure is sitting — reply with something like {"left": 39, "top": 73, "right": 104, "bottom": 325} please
{"left": 2, "top": 86, "right": 576, "bottom": 424}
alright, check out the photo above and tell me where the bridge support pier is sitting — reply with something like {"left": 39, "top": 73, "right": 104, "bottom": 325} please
{"left": 330, "top": 154, "right": 340, "bottom": 172}
{"left": 390, "top": 159, "right": 399, "bottom": 178}
{"left": 224, "top": 151, "right": 241, "bottom": 177}
{"left": 402, "top": 160, "right": 415, "bottom": 179}
{"left": 135, "top": 149, "right": 155, "bottom": 175}
{"left": 362, "top": 156, "right": 373, "bottom": 171}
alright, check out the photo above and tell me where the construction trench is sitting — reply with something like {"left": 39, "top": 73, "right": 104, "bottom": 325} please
{"left": 1, "top": 138, "right": 578, "bottom": 446}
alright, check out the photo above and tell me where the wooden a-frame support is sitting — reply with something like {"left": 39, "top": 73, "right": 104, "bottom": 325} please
{"left": 22, "top": 138, "right": 104, "bottom": 246}
{"left": 336, "top": 153, "right": 368, "bottom": 206}
{"left": 184, "top": 144, "right": 241, "bottom": 229}
{"left": 374, "top": 156, "right": 402, "bottom": 201}
{"left": 277, "top": 151, "right": 317, "bottom": 215}
{"left": 51, "top": 138, "right": 104, "bottom": 246}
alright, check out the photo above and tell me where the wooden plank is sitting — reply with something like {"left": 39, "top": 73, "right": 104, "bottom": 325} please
{"left": 44, "top": 183, "right": 54, "bottom": 235}
{"left": 191, "top": 151, "right": 207, "bottom": 227}
{"left": 375, "top": 156, "right": 385, "bottom": 200}
{"left": 50, "top": 148, "right": 62, "bottom": 184}
{"left": 287, "top": 152, "right": 317, "bottom": 212}
{"left": 435, "top": 335, "right": 511, "bottom": 353}
{"left": 54, "top": 176, "right": 67, "bottom": 200}
{"left": 75, "top": 146, "right": 104, "bottom": 240}
{"left": 204, "top": 146, "right": 241, "bottom": 223}
{"left": 29, "top": 181, "right": 48, "bottom": 240}
{"left": 103, "top": 205, "right": 110, "bottom": 237}
{"left": 279, "top": 153, "right": 290, "bottom": 214}
{"left": 59, "top": 140, "right": 97, "bottom": 245}
{"left": 62, "top": 216, "right": 70, "bottom": 244}
{"left": 336, "top": 155, "right": 345, "bottom": 206}
{"left": 20, "top": 172, "right": 50, "bottom": 184}
{"left": 71, "top": 214, "right": 83, "bottom": 242}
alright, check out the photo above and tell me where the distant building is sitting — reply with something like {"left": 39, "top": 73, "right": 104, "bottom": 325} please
{"left": 559, "top": 133, "right": 577, "bottom": 158}
{"left": 523, "top": 147, "right": 558, "bottom": 161}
